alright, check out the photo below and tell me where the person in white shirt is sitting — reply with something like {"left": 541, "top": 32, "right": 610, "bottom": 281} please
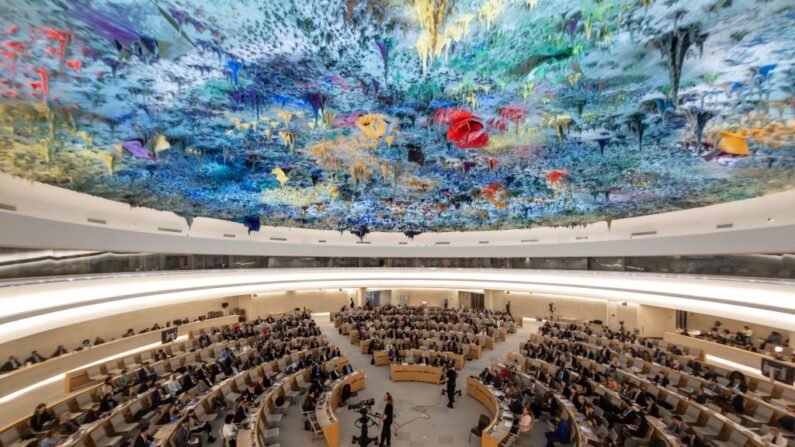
{"left": 743, "top": 326, "right": 753, "bottom": 338}
{"left": 762, "top": 427, "right": 787, "bottom": 447}
{"left": 222, "top": 414, "right": 238, "bottom": 447}
{"left": 164, "top": 374, "right": 182, "bottom": 396}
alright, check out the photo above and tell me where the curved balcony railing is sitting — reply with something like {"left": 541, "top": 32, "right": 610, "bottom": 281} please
{"left": 1, "top": 247, "right": 794, "bottom": 282}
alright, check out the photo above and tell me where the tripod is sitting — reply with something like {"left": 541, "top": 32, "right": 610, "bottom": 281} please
{"left": 351, "top": 407, "right": 379, "bottom": 447}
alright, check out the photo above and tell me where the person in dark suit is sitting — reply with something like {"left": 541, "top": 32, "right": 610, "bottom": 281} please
{"left": 777, "top": 405, "right": 795, "bottom": 432}
{"left": 181, "top": 372, "right": 198, "bottom": 394}
{"left": 172, "top": 419, "right": 192, "bottom": 447}
{"left": 25, "top": 351, "right": 46, "bottom": 365}
{"left": 29, "top": 404, "right": 55, "bottom": 432}
{"left": 99, "top": 393, "right": 118, "bottom": 412}
{"left": 445, "top": 364, "right": 458, "bottom": 408}
{"left": 379, "top": 393, "right": 394, "bottom": 447}
{"left": 609, "top": 402, "right": 637, "bottom": 428}
{"left": 667, "top": 415, "right": 689, "bottom": 435}
{"left": 134, "top": 430, "right": 154, "bottom": 447}
{"left": 691, "top": 387, "right": 708, "bottom": 404}
{"left": 150, "top": 384, "right": 173, "bottom": 408}
{"left": 644, "top": 396, "right": 660, "bottom": 418}
{"left": 650, "top": 372, "right": 669, "bottom": 388}
{"left": 545, "top": 416, "right": 571, "bottom": 447}
{"left": 629, "top": 386, "right": 645, "bottom": 406}
{"left": 627, "top": 412, "right": 650, "bottom": 439}
{"left": 729, "top": 376, "right": 748, "bottom": 413}
{"left": 137, "top": 363, "right": 155, "bottom": 384}
{"left": 554, "top": 368, "right": 570, "bottom": 385}
{"left": 50, "top": 346, "right": 69, "bottom": 358}
{"left": 1, "top": 356, "right": 22, "bottom": 373}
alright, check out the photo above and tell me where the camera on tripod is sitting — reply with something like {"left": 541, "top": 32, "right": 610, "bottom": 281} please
{"left": 348, "top": 398, "right": 380, "bottom": 447}
{"left": 347, "top": 398, "right": 375, "bottom": 411}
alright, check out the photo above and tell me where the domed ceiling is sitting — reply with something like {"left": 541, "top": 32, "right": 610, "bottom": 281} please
{"left": 0, "top": 0, "right": 794, "bottom": 236}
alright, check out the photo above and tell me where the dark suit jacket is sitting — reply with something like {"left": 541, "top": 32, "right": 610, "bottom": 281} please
{"left": 134, "top": 434, "right": 151, "bottom": 447}
{"left": 137, "top": 368, "right": 150, "bottom": 383}
{"left": 1, "top": 359, "right": 21, "bottom": 373}
{"left": 172, "top": 426, "right": 191, "bottom": 447}
{"left": 617, "top": 409, "right": 638, "bottom": 425}
{"left": 554, "top": 419, "right": 571, "bottom": 440}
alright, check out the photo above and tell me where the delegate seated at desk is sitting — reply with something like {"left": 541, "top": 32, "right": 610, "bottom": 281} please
{"left": 544, "top": 415, "right": 570, "bottom": 447}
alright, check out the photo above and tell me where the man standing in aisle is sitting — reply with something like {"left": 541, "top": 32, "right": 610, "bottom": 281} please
{"left": 445, "top": 362, "right": 458, "bottom": 408}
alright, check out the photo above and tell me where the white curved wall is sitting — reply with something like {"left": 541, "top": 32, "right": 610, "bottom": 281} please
{"left": 1, "top": 268, "right": 793, "bottom": 346}
{"left": 1, "top": 172, "right": 795, "bottom": 256}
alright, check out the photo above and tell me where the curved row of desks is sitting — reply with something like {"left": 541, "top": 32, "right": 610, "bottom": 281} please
{"left": 500, "top": 353, "right": 674, "bottom": 447}
{"left": 0, "top": 315, "right": 240, "bottom": 396}
{"left": 360, "top": 337, "right": 481, "bottom": 360}
{"left": 373, "top": 349, "right": 464, "bottom": 369}
{"left": 518, "top": 334, "right": 774, "bottom": 447}
{"left": 527, "top": 332, "right": 793, "bottom": 435}
{"left": 550, "top": 323, "right": 795, "bottom": 405}
{"left": 172, "top": 345, "right": 337, "bottom": 447}
{"left": 0, "top": 327, "right": 299, "bottom": 446}
{"left": 315, "top": 370, "right": 367, "bottom": 447}
{"left": 351, "top": 329, "right": 496, "bottom": 351}
{"left": 466, "top": 377, "right": 515, "bottom": 447}
{"left": 389, "top": 364, "right": 443, "bottom": 384}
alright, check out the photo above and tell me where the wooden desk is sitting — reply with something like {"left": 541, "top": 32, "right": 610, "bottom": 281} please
{"left": 647, "top": 415, "right": 680, "bottom": 447}
{"left": 389, "top": 364, "right": 443, "bottom": 384}
{"left": 373, "top": 350, "right": 390, "bottom": 366}
{"left": 468, "top": 344, "right": 481, "bottom": 360}
{"left": 377, "top": 350, "right": 464, "bottom": 370}
{"left": 316, "top": 370, "right": 367, "bottom": 447}
{"left": 466, "top": 377, "right": 512, "bottom": 447}
{"left": 360, "top": 339, "right": 371, "bottom": 354}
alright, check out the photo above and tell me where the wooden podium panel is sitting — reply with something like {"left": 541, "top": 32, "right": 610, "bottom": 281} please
{"left": 466, "top": 377, "right": 503, "bottom": 447}
{"left": 373, "top": 350, "right": 391, "bottom": 366}
{"left": 468, "top": 344, "right": 481, "bottom": 360}
{"left": 389, "top": 364, "right": 443, "bottom": 384}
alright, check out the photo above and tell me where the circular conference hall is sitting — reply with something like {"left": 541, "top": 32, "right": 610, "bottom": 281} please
{"left": 1, "top": 1, "right": 795, "bottom": 447}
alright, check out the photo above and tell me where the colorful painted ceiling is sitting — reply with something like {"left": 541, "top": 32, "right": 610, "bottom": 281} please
{"left": 0, "top": 0, "right": 794, "bottom": 235}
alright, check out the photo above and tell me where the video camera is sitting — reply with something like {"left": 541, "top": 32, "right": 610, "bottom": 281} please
{"left": 349, "top": 398, "right": 380, "bottom": 446}
{"left": 347, "top": 398, "right": 375, "bottom": 411}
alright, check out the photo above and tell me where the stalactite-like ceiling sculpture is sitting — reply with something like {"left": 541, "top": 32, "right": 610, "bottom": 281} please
{"left": 0, "top": 0, "right": 794, "bottom": 235}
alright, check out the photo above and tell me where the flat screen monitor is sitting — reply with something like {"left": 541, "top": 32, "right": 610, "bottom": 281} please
{"left": 161, "top": 327, "right": 178, "bottom": 344}
{"left": 761, "top": 358, "right": 795, "bottom": 385}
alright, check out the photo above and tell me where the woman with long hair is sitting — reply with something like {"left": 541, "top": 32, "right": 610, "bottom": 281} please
{"left": 379, "top": 392, "right": 394, "bottom": 447}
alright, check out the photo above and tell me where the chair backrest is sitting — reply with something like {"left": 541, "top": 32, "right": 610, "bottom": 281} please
{"left": 0, "top": 427, "right": 21, "bottom": 446}
{"left": 477, "top": 414, "right": 490, "bottom": 430}
{"left": 728, "top": 430, "right": 748, "bottom": 447}
{"left": 755, "top": 405, "right": 774, "bottom": 420}
{"left": 110, "top": 413, "right": 124, "bottom": 426}
{"left": 706, "top": 417, "right": 723, "bottom": 430}
{"left": 89, "top": 427, "right": 107, "bottom": 443}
